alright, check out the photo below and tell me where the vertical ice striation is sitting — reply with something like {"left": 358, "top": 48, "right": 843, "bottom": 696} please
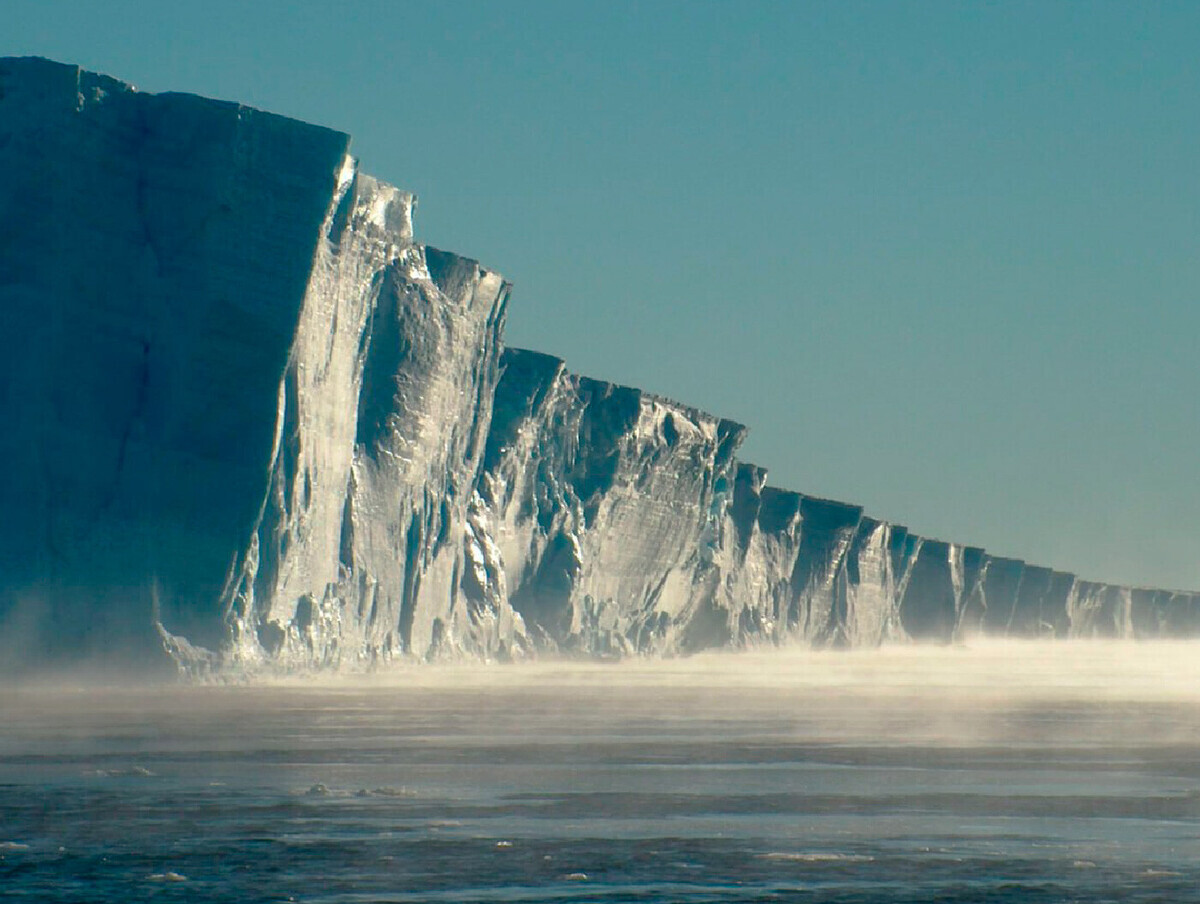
{"left": 1068, "top": 582, "right": 1133, "bottom": 638}
{"left": 217, "top": 169, "right": 520, "bottom": 669}
{"left": 1008, "top": 566, "right": 1055, "bottom": 636}
{"left": 899, "top": 540, "right": 960, "bottom": 641}
{"left": 479, "top": 348, "right": 745, "bottom": 655}
{"left": 831, "top": 517, "right": 905, "bottom": 647}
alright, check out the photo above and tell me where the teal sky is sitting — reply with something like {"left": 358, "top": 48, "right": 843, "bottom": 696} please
{"left": 7, "top": 1, "right": 1199, "bottom": 590}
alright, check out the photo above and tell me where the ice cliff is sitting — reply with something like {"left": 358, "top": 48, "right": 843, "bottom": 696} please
{"left": 1, "top": 57, "right": 1196, "bottom": 674}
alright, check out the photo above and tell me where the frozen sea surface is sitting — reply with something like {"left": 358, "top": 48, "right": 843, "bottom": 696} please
{"left": 3, "top": 641, "right": 1200, "bottom": 902}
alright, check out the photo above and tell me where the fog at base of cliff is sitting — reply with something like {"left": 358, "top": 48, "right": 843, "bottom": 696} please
{"left": 8, "top": 639, "right": 1200, "bottom": 750}
{"left": 296, "top": 640, "right": 1200, "bottom": 748}
{"left": 7, "top": 639, "right": 1200, "bottom": 903}
{"left": 355, "top": 638, "right": 1200, "bottom": 698}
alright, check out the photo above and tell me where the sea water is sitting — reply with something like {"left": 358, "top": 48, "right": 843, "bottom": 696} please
{"left": 3, "top": 641, "right": 1200, "bottom": 902}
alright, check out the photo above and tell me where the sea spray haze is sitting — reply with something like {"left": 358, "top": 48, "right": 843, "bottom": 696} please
{"left": 4, "top": 642, "right": 1200, "bottom": 902}
{"left": 1, "top": 57, "right": 1198, "bottom": 677}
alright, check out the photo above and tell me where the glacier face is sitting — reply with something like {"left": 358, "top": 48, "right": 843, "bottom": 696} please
{"left": 1, "top": 57, "right": 1197, "bottom": 674}
{"left": 479, "top": 348, "right": 745, "bottom": 656}
{"left": 0, "top": 57, "right": 354, "bottom": 663}
{"left": 0, "top": 57, "right": 523, "bottom": 671}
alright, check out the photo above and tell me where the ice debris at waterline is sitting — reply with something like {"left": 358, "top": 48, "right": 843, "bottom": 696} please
{"left": 0, "top": 56, "right": 1196, "bottom": 676}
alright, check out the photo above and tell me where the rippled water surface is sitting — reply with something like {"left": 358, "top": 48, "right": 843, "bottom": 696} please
{"left": 4, "top": 641, "right": 1200, "bottom": 902}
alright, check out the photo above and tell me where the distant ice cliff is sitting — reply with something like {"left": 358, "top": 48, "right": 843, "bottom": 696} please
{"left": 1, "top": 57, "right": 1195, "bottom": 675}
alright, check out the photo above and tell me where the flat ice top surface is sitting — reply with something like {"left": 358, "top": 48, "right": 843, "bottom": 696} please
{"left": 3, "top": 640, "right": 1200, "bottom": 903}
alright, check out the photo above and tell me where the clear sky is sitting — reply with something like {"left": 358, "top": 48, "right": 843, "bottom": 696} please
{"left": 6, "top": 1, "right": 1199, "bottom": 590}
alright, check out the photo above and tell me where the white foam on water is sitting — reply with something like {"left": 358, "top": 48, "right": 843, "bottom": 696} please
{"left": 146, "top": 872, "right": 187, "bottom": 882}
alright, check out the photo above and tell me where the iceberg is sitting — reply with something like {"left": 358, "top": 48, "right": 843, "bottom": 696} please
{"left": 1, "top": 57, "right": 1196, "bottom": 674}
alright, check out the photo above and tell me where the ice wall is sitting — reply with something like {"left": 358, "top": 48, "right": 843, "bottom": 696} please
{"left": 217, "top": 181, "right": 522, "bottom": 670}
{"left": 479, "top": 348, "right": 744, "bottom": 655}
{"left": 1, "top": 57, "right": 1196, "bottom": 674}
{"left": 473, "top": 349, "right": 1200, "bottom": 657}
{"left": 0, "top": 58, "right": 521, "bottom": 672}
{"left": 0, "top": 58, "right": 354, "bottom": 664}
